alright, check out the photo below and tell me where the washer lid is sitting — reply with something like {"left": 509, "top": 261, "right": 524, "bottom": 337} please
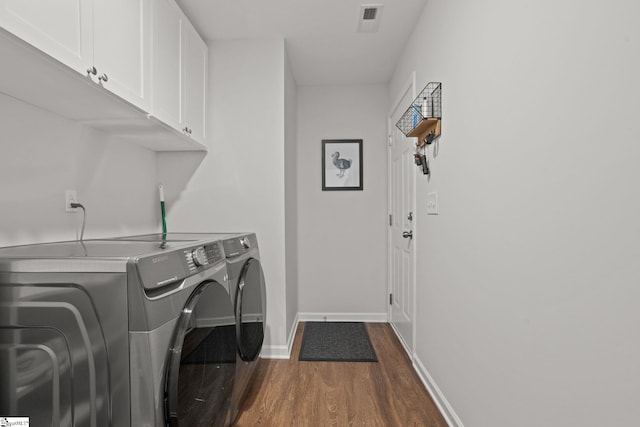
{"left": 0, "top": 240, "right": 190, "bottom": 273}
{"left": 0, "top": 239, "right": 222, "bottom": 275}
{"left": 112, "top": 232, "right": 239, "bottom": 242}
{"left": 0, "top": 240, "right": 189, "bottom": 259}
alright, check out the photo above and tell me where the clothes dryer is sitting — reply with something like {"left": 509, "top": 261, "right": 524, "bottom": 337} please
{"left": 218, "top": 233, "right": 266, "bottom": 421}
{"left": 0, "top": 238, "right": 236, "bottom": 427}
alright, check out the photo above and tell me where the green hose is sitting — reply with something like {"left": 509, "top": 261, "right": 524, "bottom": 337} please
{"left": 159, "top": 185, "right": 167, "bottom": 237}
{"left": 161, "top": 200, "right": 167, "bottom": 235}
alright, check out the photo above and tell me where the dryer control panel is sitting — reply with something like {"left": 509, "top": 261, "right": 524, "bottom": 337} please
{"left": 222, "top": 233, "right": 257, "bottom": 257}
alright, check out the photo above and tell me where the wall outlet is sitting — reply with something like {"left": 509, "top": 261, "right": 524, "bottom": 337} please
{"left": 427, "top": 192, "right": 438, "bottom": 215}
{"left": 65, "top": 190, "right": 78, "bottom": 212}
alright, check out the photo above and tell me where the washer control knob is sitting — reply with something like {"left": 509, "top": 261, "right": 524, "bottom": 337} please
{"left": 240, "top": 237, "right": 250, "bottom": 249}
{"left": 191, "top": 247, "right": 208, "bottom": 266}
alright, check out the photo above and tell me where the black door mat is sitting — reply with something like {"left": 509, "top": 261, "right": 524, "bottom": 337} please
{"left": 298, "top": 322, "right": 378, "bottom": 362}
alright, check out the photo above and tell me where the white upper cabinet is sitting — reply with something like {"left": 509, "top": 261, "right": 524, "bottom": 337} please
{"left": 0, "top": 0, "right": 150, "bottom": 111}
{"left": 0, "top": 0, "right": 93, "bottom": 73}
{"left": 151, "top": 0, "right": 207, "bottom": 144}
{"left": 0, "top": 0, "right": 206, "bottom": 151}
{"left": 150, "top": 0, "right": 183, "bottom": 132}
{"left": 93, "top": 0, "right": 151, "bottom": 111}
{"left": 182, "top": 18, "right": 207, "bottom": 143}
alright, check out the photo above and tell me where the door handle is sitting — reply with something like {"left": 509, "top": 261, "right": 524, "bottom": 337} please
{"left": 402, "top": 231, "right": 413, "bottom": 239}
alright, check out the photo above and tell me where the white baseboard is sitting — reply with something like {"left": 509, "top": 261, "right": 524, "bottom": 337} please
{"left": 287, "top": 312, "right": 300, "bottom": 356}
{"left": 260, "top": 344, "right": 290, "bottom": 359}
{"left": 388, "top": 321, "right": 412, "bottom": 357}
{"left": 261, "top": 313, "right": 300, "bottom": 360}
{"left": 413, "top": 355, "right": 464, "bottom": 427}
{"left": 298, "top": 312, "right": 387, "bottom": 323}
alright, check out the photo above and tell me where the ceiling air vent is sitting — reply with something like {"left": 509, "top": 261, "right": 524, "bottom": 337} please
{"left": 357, "top": 4, "right": 384, "bottom": 33}
{"left": 363, "top": 7, "right": 378, "bottom": 20}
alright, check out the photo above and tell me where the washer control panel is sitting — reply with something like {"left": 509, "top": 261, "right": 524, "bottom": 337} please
{"left": 191, "top": 247, "right": 207, "bottom": 266}
{"left": 184, "top": 242, "right": 224, "bottom": 272}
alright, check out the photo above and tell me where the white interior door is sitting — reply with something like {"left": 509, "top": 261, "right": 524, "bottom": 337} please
{"left": 388, "top": 78, "right": 416, "bottom": 354}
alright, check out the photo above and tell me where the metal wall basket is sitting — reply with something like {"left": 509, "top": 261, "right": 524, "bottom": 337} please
{"left": 396, "top": 82, "right": 442, "bottom": 146}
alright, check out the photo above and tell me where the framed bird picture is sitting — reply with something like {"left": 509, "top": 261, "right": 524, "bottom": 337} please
{"left": 321, "top": 139, "right": 363, "bottom": 191}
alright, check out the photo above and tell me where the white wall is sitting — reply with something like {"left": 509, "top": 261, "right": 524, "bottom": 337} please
{"left": 157, "top": 38, "right": 290, "bottom": 355}
{"left": 390, "top": 1, "right": 640, "bottom": 426}
{"left": 284, "top": 49, "right": 299, "bottom": 344}
{"left": 297, "top": 85, "right": 388, "bottom": 319}
{"left": 0, "top": 93, "right": 158, "bottom": 246}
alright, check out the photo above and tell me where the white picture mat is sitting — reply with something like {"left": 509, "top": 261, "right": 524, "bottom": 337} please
{"left": 323, "top": 141, "right": 361, "bottom": 189}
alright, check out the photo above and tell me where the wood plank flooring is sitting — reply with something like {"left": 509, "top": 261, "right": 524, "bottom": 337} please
{"left": 232, "top": 322, "right": 448, "bottom": 427}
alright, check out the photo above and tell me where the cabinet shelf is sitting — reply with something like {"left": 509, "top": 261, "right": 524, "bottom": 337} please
{"left": 0, "top": 27, "right": 206, "bottom": 152}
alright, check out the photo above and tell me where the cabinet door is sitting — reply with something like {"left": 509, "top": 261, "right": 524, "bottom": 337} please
{"left": 151, "top": 0, "right": 182, "bottom": 131}
{"left": 0, "top": 0, "right": 93, "bottom": 74}
{"left": 182, "top": 19, "right": 207, "bottom": 143}
{"left": 93, "top": 0, "right": 150, "bottom": 111}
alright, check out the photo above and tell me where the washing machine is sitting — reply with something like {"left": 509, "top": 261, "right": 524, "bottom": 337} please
{"left": 112, "top": 232, "right": 266, "bottom": 422}
{"left": 0, "top": 237, "right": 237, "bottom": 427}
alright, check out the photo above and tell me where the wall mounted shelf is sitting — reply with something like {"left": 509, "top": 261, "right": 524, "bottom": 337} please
{"left": 396, "top": 82, "right": 442, "bottom": 147}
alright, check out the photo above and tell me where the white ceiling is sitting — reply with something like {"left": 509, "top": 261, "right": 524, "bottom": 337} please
{"left": 176, "top": 0, "right": 427, "bottom": 86}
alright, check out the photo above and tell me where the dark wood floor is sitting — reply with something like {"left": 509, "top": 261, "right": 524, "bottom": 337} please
{"left": 232, "top": 322, "right": 448, "bottom": 427}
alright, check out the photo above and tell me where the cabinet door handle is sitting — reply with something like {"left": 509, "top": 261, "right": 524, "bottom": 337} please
{"left": 98, "top": 73, "right": 108, "bottom": 83}
{"left": 87, "top": 66, "right": 97, "bottom": 76}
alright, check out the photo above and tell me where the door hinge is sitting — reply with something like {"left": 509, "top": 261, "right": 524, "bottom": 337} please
{"left": 389, "top": 293, "right": 393, "bottom": 305}
{"left": 389, "top": 214, "right": 392, "bottom": 226}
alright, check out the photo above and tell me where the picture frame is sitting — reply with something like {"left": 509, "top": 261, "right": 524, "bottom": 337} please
{"left": 322, "top": 139, "right": 363, "bottom": 191}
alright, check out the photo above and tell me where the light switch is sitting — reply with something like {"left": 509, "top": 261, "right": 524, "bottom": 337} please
{"left": 427, "top": 192, "right": 438, "bottom": 215}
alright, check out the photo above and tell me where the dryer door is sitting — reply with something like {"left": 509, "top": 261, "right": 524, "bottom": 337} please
{"left": 236, "top": 258, "right": 266, "bottom": 361}
{"left": 165, "top": 280, "right": 236, "bottom": 427}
